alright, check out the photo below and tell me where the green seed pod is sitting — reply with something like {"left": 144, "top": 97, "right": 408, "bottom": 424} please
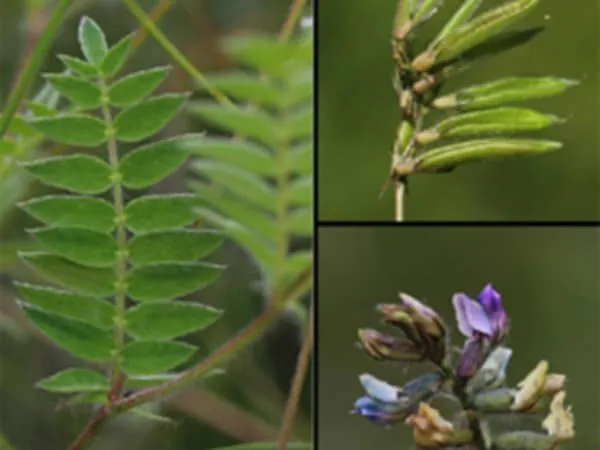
{"left": 473, "top": 387, "right": 515, "bottom": 411}
{"left": 455, "top": 77, "right": 579, "bottom": 110}
{"left": 414, "top": 138, "right": 562, "bottom": 172}
{"left": 493, "top": 431, "right": 556, "bottom": 450}
{"left": 431, "top": 107, "right": 563, "bottom": 138}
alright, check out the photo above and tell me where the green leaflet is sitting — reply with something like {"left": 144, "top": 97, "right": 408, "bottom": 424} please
{"left": 288, "top": 176, "right": 312, "bottom": 206}
{"left": 43, "top": 74, "right": 102, "bottom": 109}
{"left": 28, "top": 114, "right": 107, "bottom": 147}
{"left": 124, "top": 194, "right": 197, "bottom": 233}
{"left": 78, "top": 16, "right": 108, "bottom": 66}
{"left": 119, "top": 135, "right": 198, "bottom": 189}
{"left": 125, "top": 301, "right": 221, "bottom": 340}
{"left": 20, "top": 304, "right": 113, "bottom": 362}
{"left": 414, "top": 138, "right": 562, "bottom": 172}
{"left": 101, "top": 33, "right": 134, "bottom": 77}
{"left": 203, "top": 72, "right": 282, "bottom": 106}
{"left": 14, "top": 282, "right": 114, "bottom": 330}
{"left": 58, "top": 55, "right": 98, "bottom": 77}
{"left": 29, "top": 227, "right": 117, "bottom": 268}
{"left": 108, "top": 67, "right": 170, "bottom": 107}
{"left": 183, "top": 137, "right": 276, "bottom": 176}
{"left": 189, "top": 101, "right": 280, "bottom": 148}
{"left": 128, "top": 229, "right": 223, "bottom": 265}
{"left": 190, "top": 182, "right": 277, "bottom": 239}
{"left": 286, "top": 105, "right": 312, "bottom": 141}
{"left": 289, "top": 142, "right": 313, "bottom": 175}
{"left": 19, "top": 252, "right": 115, "bottom": 296}
{"left": 287, "top": 208, "right": 312, "bottom": 237}
{"left": 127, "top": 262, "right": 224, "bottom": 302}
{"left": 21, "top": 155, "right": 112, "bottom": 194}
{"left": 286, "top": 68, "right": 313, "bottom": 107}
{"left": 420, "top": 107, "right": 562, "bottom": 142}
{"left": 224, "top": 35, "right": 301, "bottom": 78}
{"left": 121, "top": 340, "right": 198, "bottom": 375}
{"left": 191, "top": 161, "right": 276, "bottom": 211}
{"left": 434, "top": 77, "right": 579, "bottom": 110}
{"left": 27, "top": 102, "right": 58, "bottom": 117}
{"left": 413, "top": 0, "right": 442, "bottom": 25}
{"left": 114, "top": 93, "right": 189, "bottom": 142}
{"left": 195, "top": 207, "right": 277, "bottom": 274}
{"left": 36, "top": 368, "right": 109, "bottom": 393}
{"left": 19, "top": 196, "right": 115, "bottom": 233}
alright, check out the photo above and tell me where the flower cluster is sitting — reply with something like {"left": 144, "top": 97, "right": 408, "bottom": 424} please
{"left": 351, "top": 284, "right": 575, "bottom": 449}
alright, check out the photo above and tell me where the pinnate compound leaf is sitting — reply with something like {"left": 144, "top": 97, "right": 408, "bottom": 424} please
{"left": 36, "top": 368, "right": 108, "bottom": 393}
{"left": 120, "top": 135, "right": 197, "bottom": 189}
{"left": 425, "top": 107, "right": 561, "bottom": 140}
{"left": 19, "top": 196, "right": 115, "bottom": 233}
{"left": 101, "top": 33, "right": 134, "bottom": 77}
{"left": 19, "top": 304, "right": 113, "bottom": 361}
{"left": 114, "top": 94, "right": 189, "bottom": 142}
{"left": 191, "top": 161, "right": 276, "bottom": 210}
{"left": 127, "top": 262, "right": 223, "bottom": 302}
{"left": 19, "top": 252, "right": 115, "bottom": 296}
{"left": 125, "top": 194, "right": 197, "bottom": 233}
{"left": 435, "top": 77, "right": 579, "bottom": 110}
{"left": 78, "top": 17, "right": 108, "bottom": 66}
{"left": 28, "top": 115, "right": 107, "bottom": 147}
{"left": 29, "top": 227, "right": 117, "bottom": 268}
{"left": 128, "top": 229, "right": 223, "bottom": 265}
{"left": 21, "top": 155, "right": 112, "bottom": 194}
{"left": 203, "top": 72, "right": 282, "bottom": 106}
{"left": 183, "top": 137, "right": 275, "bottom": 176}
{"left": 415, "top": 138, "right": 562, "bottom": 172}
{"left": 189, "top": 102, "right": 279, "bottom": 147}
{"left": 14, "top": 282, "right": 114, "bottom": 330}
{"left": 58, "top": 55, "right": 98, "bottom": 77}
{"left": 121, "top": 341, "right": 197, "bottom": 375}
{"left": 125, "top": 301, "right": 221, "bottom": 340}
{"left": 108, "top": 67, "right": 170, "bottom": 107}
{"left": 43, "top": 74, "right": 102, "bottom": 108}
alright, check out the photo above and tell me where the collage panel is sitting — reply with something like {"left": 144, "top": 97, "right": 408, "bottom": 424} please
{"left": 317, "top": 0, "right": 599, "bottom": 221}
{"left": 318, "top": 226, "right": 599, "bottom": 449}
{"left": 0, "top": 2, "right": 313, "bottom": 450}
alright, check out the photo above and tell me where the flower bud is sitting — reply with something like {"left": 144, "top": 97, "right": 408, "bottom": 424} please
{"left": 466, "top": 346, "right": 512, "bottom": 395}
{"left": 405, "top": 403, "right": 473, "bottom": 448}
{"left": 357, "top": 328, "right": 426, "bottom": 362}
{"left": 456, "top": 337, "right": 491, "bottom": 379}
{"left": 511, "top": 361, "right": 548, "bottom": 412}
{"left": 473, "top": 387, "right": 514, "bottom": 412}
{"left": 350, "top": 395, "right": 405, "bottom": 427}
{"left": 542, "top": 391, "right": 574, "bottom": 442}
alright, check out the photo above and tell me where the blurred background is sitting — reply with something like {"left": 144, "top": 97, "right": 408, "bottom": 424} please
{"left": 317, "top": 0, "right": 600, "bottom": 221}
{"left": 0, "top": 1, "right": 311, "bottom": 449}
{"left": 318, "top": 226, "right": 599, "bottom": 449}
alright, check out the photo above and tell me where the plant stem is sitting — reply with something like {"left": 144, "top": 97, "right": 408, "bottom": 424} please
{"left": 279, "top": 0, "right": 308, "bottom": 42}
{"left": 452, "top": 377, "right": 488, "bottom": 449}
{"left": 394, "top": 180, "right": 405, "bottom": 221}
{"left": 131, "top": 0, "right": 174, "bottom": 50}
{"left": 0, "top": 0, "right": 71, "bottom": 138}
{"left": 277, "top": 304, "right": 313, "bottom": 450}
{"left": 99, "top": 79, "right": 128, "bottom": 388}
{"left": 121, "top": 0, "right": 233, "bottom": 107}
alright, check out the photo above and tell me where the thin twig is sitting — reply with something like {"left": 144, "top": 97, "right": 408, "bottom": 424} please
{"left": 131, "top": 0, "right": 174, "bottom": 50}
{"left": 394, "top": 180, "right": 405, "bottom": 221}
{"left": 277, "top": 304, "right": 313, "bottom": 450}
{"left": 278, "top": 0, "right": 308, "bottom": 42}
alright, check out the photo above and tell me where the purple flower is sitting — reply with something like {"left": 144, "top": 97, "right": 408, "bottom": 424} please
{"left": 452, "top": 283, "right": 508, "bottom": 341}
{"left": 350, "top": 396, "right": 403, "bottom": 426}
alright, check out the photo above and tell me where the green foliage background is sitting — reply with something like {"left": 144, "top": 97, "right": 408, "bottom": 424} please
{"left": 318, "top": 226, "right": 599, "bottom": 449}
{"left": 317, "top": 0, "right": 599, "bottom": 221}
{"left": 0, "top": 1, "right": 311, "bottom": 449}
